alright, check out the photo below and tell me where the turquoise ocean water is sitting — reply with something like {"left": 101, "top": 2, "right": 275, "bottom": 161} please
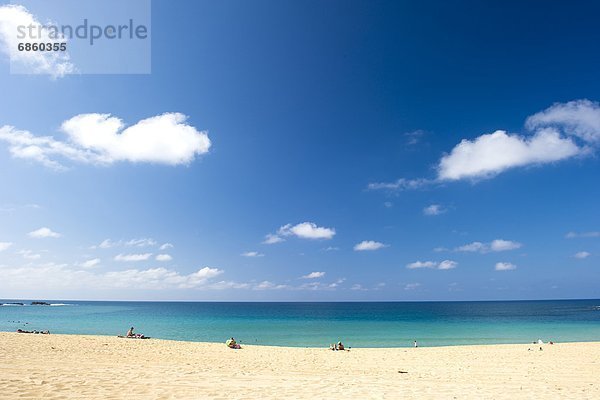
{"left": 1, "top": 300, "right": 599, "bottom": 347}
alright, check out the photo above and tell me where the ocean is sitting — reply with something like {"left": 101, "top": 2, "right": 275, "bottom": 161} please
{"left": 1, "top": 300, "right": 599, "bottom": 347}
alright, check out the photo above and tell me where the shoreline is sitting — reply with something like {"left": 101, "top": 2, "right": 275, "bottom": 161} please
{"left": 2, "top": 330, "right": 599, "bottom": 349}
{"left": 1, "top": 332, "right": 598, "bottom": 399}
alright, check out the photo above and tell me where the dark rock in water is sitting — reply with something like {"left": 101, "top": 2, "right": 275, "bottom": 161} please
{"left": 31, "top": 301, "right": 51, "bottom": 306}
{"left": 4, "top": 302, "right": 24, "bottom": 306}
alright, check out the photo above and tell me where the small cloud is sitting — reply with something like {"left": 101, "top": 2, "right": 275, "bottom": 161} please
{"left": 367, "top": 178, "right": 433, "bottom": 191}
{"left": 574, "top": 251, "right": 591, "bottom": 259}
{"left": 423, "top": 204, "right": 445, "bottom": 216}
{"left": 404, "top": 282, "right": 421, "bottom": 290}
{"left": 404, "top": 130, "right": 426, "bottom": 146}
{"left": 18, "top": 249, "right": 41, "bottom": 260}
{"left": 92, "top": 238, "right": 160, "bottom": 249}
{"left": 28, "top": 227, "right": 61, "bottom": 238}
{"left": 353, "top": 240, "right": 388, "bottom": 251}
{"left": 566, "top": 231, "right": 600, "bottom": 238}
{"left": 263, "top": 233, "right": 285, "bottom": 244}
{"left": 96, "top": 239, "right": 115, "bottom": 249}
{"left": 407, "top": 261, "right": 437, "bottom": 269}
{"left": 159, "top": 243, "right": 173, "bottom": 250}
{"left": 265, "top": 222, "right": 336, "bottom": 243}
{"left": 406, "top": 260, "right": 457, "bottom": 270}
{"left": 438, "top": 260, "right": 458, "bottom": 270}
{"left": 433, "top": 247, "right": 448, "bottom": 252}
{"left": 253, "top": 281, "right": 289, "bottom": 290}
{"left": 79, "top": 258, "right": 101, "bottom": 268}
{"left": 350, "top": 284, "right": 367, "bottom": 291}
{"left": 0, "top": 242, "right": 13, "bottom": 251}
{"left": 279, "top": 222, "right": 336, "bottom": 240}
{"left": 384, "top": 201, "right": 393, "bottom": 208}
{"left": 327, "top": 278, "right": 346, "bottom": 288}
{"left": 155, "top": 254, "right": 173, "bottom": 262}
{"left": 495, "top": 262, "right": 517, "bottom": 271}
{"left": 114, "top": 253, "right": 152, "bottom": 262}
{"left": 455, "top": 239, "right": 521, "bottom": 253}
{"left": 125, "top": 238, "right": 157, "bottom": 247}
{"left": 323, "top": 246, "right": 339, "bottom": 252}
{"left": 301, "top": 271, "right": 325, "bottom": 279}
{"left": 490, "top": 239, "right": 522, "bottom": 251}
{"left": 241, "top": 251, "right": 264, "bottom": 257}
{"left": 455, "top": 241, "right": 486, "bottom": 252}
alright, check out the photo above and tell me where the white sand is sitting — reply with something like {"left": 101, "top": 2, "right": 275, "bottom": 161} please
{"left": 0, "top": 332, "right": 598, "bottom": 399}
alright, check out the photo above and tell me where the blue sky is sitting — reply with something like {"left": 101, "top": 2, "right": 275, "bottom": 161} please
{"left": 0, "top": 0, "right": 598, "bottom": 301}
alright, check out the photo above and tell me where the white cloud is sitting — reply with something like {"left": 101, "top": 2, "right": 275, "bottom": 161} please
{"left": 423, "top": 204, "right": 445, "bottom": 216}
{"left": 370, "top": 100, "right": 600, "bottom": 186}
{"left": 301, "top": 271, "right": 325, "bottom": 279}
{"left": 0, "top": 5, "right": 75, "bottom": 78}
{"left": 104, "top": 266, "right": 223, "bottom": 290}
{"left": 125, "top": 238, "right": 157, "bottom": 247}
{"left": 566, "top": 231, "right": 600, "bottom": 238}
{"left": 525, "top": 99, "right": 600, "bottom": 144}
{"left": 404, "top": 282, "right": 421, "bottom": 290}
{"left": 280, "top": 222, "right": 336, "bottom": 240}
{"left": 367, "top": 178, "right": 432, "bottom": 191}
{"left": 159, "top": 243, "right": 174, "bottom": 250}
{"left": 407, "top": 261, "right": 437, "bottom": 269}
{"left": 455, "top": 239, "right": 521, "bottom": 253}
{"left": 205, "top": 280, "right": 251, "bottom": 290}
{"left": 28, "top": 227, "right": 61, "bottom": 238}
{"left": 253, "top": 281, "right": 289, "bottom": 290}
{"left": 18, "top": 249, "right": 41, "bottom": 260}
{"left": 93, "top": 238, "right": 160, "bottom": 249}
{"left": 495, "top": 262, "right": 516, "bottom": 271}
{"left": 0, "top": 242, "right": 12, "bottom": 251}
{"left": 353, "top": 240, "right": 388, "bottom": 251}
{"left": 406, "top": 260, "right": 457, "bottom": 270}
{"left": 574, "top": 251, "right": 591, "bottom": 259}
{"left": 241, "top": 251, "right": 264, "bottom": 257}
{"left": 455, "top": 241, "right": 486, "bottom": 252}
{"left": 79, "top": 258, "right": 100, "bottom": 268}
{"left": 405, "top": 130, "right": 426, "bottom": 146}
{"left": 96, "top": 239, "right": 115, "bottom": 249}
{"left": 155, "top": 254, "right": 173, "bottom": 262}
{"left": 323, "top": 246, "right": 339, "bottom": 251}
{"left": 438, "top": 129, "right": 581, "bottom": 181}
{"left": 265, "top": 222, "right": 336, "bottom": 243}
{"left": 114, "top": 253, "right": 152, "bottom": 262}
{"left": 262, "top": 233, "right": 285, "bottom": 244}
{"left": 327, "top": 278, "right": 345, "bottom": 288}
{"left": 0, "top": 113, "right": 210, "bottom": 170}
{"left": 490, "top": 239, "right": 522, "bottom": 252}
{"left": 350, "top": 284, "right": 367, "bottom": 291}
{"left": 438, "top": 260, "right": 458, "bottom": 270}
{"left": 0, "top": 263, "right": 224, "bottom": 292}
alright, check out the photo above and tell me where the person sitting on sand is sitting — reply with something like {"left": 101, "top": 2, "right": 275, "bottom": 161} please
{"left": 337, "top": 341, "right": 345, "bottom": 351}
{"left": 226, "top": 337, "right": 241, "bottom": 349}
{"left": 125, "top": 327, "right": 146, "bottom": 339}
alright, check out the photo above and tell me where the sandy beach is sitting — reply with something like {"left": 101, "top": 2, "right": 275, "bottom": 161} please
{"left": 0, "top": 332, "right": 598, "bottom": 399}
